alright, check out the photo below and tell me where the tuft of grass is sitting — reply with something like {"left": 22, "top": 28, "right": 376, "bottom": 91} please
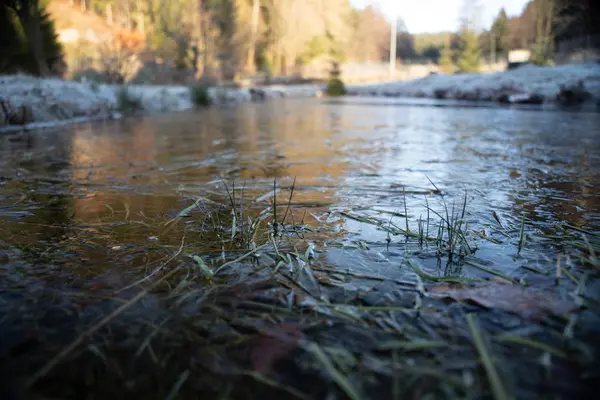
{"left": 116, "top": 87, "right": 144, "bottom": 115}
{"left": 189, "top": 84, "right": 213, "bottom": 107}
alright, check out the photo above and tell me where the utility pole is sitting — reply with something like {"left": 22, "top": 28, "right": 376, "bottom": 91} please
{"left": 389, "top": 16, "right": 397, "bottom": 78}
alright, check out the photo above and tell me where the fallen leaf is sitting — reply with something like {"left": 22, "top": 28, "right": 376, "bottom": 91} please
{"left": 429, "top": 283, "right": 574, "bottom": 320}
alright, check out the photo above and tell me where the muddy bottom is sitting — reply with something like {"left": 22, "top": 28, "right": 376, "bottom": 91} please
{"left": 1, "top": 98, "right": 599, "bottom": 399}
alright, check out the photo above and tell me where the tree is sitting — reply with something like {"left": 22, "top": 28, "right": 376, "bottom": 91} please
{"left": 396, "top": 32, "right": 416, "bottom": 61}
{"left": 3, "top": 0, "right": 48, "bottom": 75}
{"left": 554, "top": 0, "right": 600, "bottom": 40}
{"left": 346, "top": 5, "right": 389, "bottom": 62}
{"left": 491, "top": 8, "right": 508, "bottom": 55}
{"left": 1, "top": 0, "right": 63, "bottom": 75}
{"left": 438, "top": 35, "right": 454, "bottom": 73}
{"left": 530, "top": 0, "right": 555, "bottom": 65}
{"left": 456, "top": 27, "right": 480, "bottom": 72}
{"left": 456, "top": 0, "right": 480, "bottom": 72}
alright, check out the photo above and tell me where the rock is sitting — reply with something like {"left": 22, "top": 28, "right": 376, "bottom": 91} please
{"left": 433, "top": 89, "right": 448, "bottom": 99}
{"left": 497, "top": 92, "right": 544, "bottom": 105}
{"left": 556, "top": 80, "right": 591, "bottom": 106}
{"left": 4, "top": 104, "right": 34, "bottom": 125}
{"left": 456, "top": 90, "right": 480, "bottom": 101}
{"left": 496, "top": 93, "right": 511, "bottom": 104}
{"left": 48, "top": 103, "right": 72, "bottom": 119}
{"left": 249, "top": 88, "right": 266, "bottom": 102}
{"left": 0, "top": 104, "right": 7, "bottom": 127}
{"left": 508, "top": 93, "right": 545, "bottom": 104}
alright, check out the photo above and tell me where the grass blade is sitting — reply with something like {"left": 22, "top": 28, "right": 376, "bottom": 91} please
{"left": 494, "top": 335, "right": 567, "bottom": 358}
{"left": 192, "top": 255, "right": 214, "bottom": 279}
{"left": 307, "top": 343, "right": 362, "bottom": 400}
{"left": 246, "top": 371, "right": 310, "bottom": 400}
{"left": 165, "top": 369, "right": 190, "bottom": 400}
{"left": 517, "top": 214, "right": 525, "bottom": 254}
{"left": 466, "top": 313, "right": 512, "bottom": 400}
{"left": 378, "top": 340, "right": 447, "bottom": 351}
{"left": 464, "top": 260, "right": 518, "bottom": 284}
{"left": 282, "top": 176, "right": 297, "bottom": 225}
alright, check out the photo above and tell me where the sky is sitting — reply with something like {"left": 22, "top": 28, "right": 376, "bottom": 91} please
{"left": 349, "top": 0, "right": 530, "bottom": 34}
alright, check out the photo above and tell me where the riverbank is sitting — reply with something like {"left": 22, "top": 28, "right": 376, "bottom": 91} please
{"left": 0, "top": 75, "right": 322, "bottom": 132}
{"left": 349, "top": 63, "right": 600, "bottom": 104}
{"left": 2, "top": 63, "right": 599, "bottom": 132}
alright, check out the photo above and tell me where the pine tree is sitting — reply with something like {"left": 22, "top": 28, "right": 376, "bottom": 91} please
{"left": 456, "top": 27, "right": 480, "bottom": 73}
{"left": 0, "top": 3, "right": 63, "bottom": 75}
{"left": 491, "top": 8, "right": 508, "bottom": 55}
{"left": 0, "top": 5, "right": 23, "bottom": 73}
{"left": 38, "top": 7, "right": 64, "bottom": 74}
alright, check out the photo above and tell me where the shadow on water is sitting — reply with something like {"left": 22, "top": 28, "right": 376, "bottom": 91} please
{"left": 1, "top": 98, "right": 599, "bottom": 398}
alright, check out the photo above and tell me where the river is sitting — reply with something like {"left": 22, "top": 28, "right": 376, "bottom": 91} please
{"left": 1, "top": 98, "right": 599, "bottom": 398}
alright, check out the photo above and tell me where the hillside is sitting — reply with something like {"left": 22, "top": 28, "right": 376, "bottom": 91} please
{"left": 45, "top": 0, "right": 144, "bottom": 81}
{"left": 48, "top": 0, "right": 120, "bottom": 45}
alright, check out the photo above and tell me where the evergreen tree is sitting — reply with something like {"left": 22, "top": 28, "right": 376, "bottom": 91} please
{"left": 491, "top": 8, "right": 508, "bottom": 54}
{"left": 0, "top": 5, "right": 23, "bottom": 73}
{"left": 0, "top": 2, "right": 63, "bottom": 75}
{"left": 456, "top": 27, "right": 480, "bottom": 73}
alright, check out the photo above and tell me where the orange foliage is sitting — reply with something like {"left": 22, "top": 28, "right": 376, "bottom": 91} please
{"left": 112, "top": 31, "right": 146, "bottom": 52}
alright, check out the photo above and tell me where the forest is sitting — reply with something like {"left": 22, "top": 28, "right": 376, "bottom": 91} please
{"left": 1, "top": 0, "right": 599, "bottom": 82}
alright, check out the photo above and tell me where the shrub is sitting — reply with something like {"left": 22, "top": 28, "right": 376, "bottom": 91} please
{"left": 73, "top": 68, "right": 106, "bottom": 83}
{"left": 325, "top": 61, "right": 346, "bottom": 97}
{"left": 116, "top": 87, "right": 143, "bottom": 115}
{"left": 189, "top": 85, "right": 212, "bottom": 107}
{"left": 326, "top": 78, "right": 347, "bottom": 96}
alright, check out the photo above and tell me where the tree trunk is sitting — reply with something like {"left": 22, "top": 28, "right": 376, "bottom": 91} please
{"left": 246, "top": 0, "right": 260, "bottom": 72}
{"left": 136, "top": 0, "right": 144, "bottom": 34}
{"left": 193, "top": 0, "right": 204, "bottom": 77}
{"left": 106, "top": 4, "right": 113, "bottom": 25}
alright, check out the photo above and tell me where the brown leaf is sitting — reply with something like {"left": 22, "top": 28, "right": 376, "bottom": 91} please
{"left": 429, "top": 283, "right": 575, "bottom": 320}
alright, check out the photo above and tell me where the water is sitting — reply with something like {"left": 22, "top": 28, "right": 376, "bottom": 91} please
{"left": 1, "top": 98, "right": 599, "bottom": 397}
{"left": 2, "top": 98, "right": 598, "bottom": 284}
